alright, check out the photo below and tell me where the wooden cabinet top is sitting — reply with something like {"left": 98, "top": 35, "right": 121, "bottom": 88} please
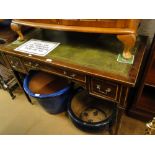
{"left": 12, "top": 19, "right": 140, "bottom": 34}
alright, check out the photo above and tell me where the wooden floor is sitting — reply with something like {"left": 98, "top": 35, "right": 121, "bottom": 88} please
{"left": 0, "top": 88, "right": 146, "bottom": 135}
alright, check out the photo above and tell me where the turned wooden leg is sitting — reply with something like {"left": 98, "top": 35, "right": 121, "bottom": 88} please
{"left": 12, "top": 70, "right": 32, "bottom": 104}
{"left": 11, "top": 23, "right": 24, "bottom": 41}
{"left": 117, "top": 34, "right": 136, "bottom": 59}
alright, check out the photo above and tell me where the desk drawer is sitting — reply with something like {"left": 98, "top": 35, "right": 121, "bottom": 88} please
{"left": 41, "top": 64, "right": 86, "bottom": 83}
{"left": 23, "top": 60, "right": 40, "bottom": 70}
{"left": 62, "top": 69, "right": 86, "bottom": 83}
{"left": 90, "top": 78, "right": 120, "bottom": 102}
{"left": 23, "top": 59, "right": 86, "bottom": 83}
{"left": 6, "top": 55, "right": 26, "bottom": 73}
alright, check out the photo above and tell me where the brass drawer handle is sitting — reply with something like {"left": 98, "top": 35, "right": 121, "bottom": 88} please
{"left": 28, "top": 62, "right": 32, "bottom": 65}
{"left": 63, "top": 71, "right": 67, "bottom": 75}
{"left": 34, "top": 63, "right": 39, "bottom": 67}
{"left": 15, "top": 62, "right": 19, "bottom": 66}
{"left": 70, "top": 74, "right": 76, "bottom": 78}
{"left": 96, "top": 84, "right": 112, "bottom": 95}
{"left": 25, "top": 62, "right": 39, "bottom": 67}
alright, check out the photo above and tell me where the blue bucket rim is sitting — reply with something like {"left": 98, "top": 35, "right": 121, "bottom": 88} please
{"left": 23, "top": 71, "right": 71, "bottom": 98}
{"left": 67, "top": 88, "right": 116, "bottom": 128}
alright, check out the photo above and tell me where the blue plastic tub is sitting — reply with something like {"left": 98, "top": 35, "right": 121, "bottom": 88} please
{"left": 23, "top": 71, "right": 73, "bottom": 114}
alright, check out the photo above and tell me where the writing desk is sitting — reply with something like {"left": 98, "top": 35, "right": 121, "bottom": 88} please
{"left": 0, "top": 29, "right": 147, "bottom": 134}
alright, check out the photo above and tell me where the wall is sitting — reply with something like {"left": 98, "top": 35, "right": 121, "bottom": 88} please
{"left": 138, "top": 19, "right": 155, "bottom": 45}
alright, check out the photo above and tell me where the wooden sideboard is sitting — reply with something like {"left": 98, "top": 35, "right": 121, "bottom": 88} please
{"left": 0, "top": 27, "right": 148, "bottom": 134}
{"left": 11, "top": 19, "right": 140, "bottom": 59}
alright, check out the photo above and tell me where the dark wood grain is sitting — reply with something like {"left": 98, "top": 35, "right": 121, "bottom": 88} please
{"left": 129, "top": 35, "right": 155, "bottom": 121}
{"left": 145, "top": 60, "right": 155, "bottom": 87}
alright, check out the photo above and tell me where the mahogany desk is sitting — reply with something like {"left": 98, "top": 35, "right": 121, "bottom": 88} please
{"left": 0, "top": 29, "right": 147, "bottom": 134}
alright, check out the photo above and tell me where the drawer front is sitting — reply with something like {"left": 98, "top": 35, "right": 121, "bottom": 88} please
{"left": 23, "top": 60, "right": 40, "bottom": 70}
{"left": 16, "top": 19, "right": 127, "bottom": 28}
{"left": 62, "top": 69, "right": 86, "bottom": 83}
{"left": 59, "top": 19, "right": 128, "bottom": 28}
{"left": 23, "top": 59, "right": 86, "bottom": 83}
{"left": 6, "top": 55, "right": 26, "bottom": 73}
{"left": 23, "top": 60, "right": 64, "bottom": 75}
{"left": 90, "top": 78, "right": 121, "bottom": 102}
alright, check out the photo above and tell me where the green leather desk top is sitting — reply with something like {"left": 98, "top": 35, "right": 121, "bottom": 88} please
{"left": 0, "top": 29, "right": 147, "bottom": 86}
{"left": 5, "top": 29, "right": 141, "bottom": 80}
